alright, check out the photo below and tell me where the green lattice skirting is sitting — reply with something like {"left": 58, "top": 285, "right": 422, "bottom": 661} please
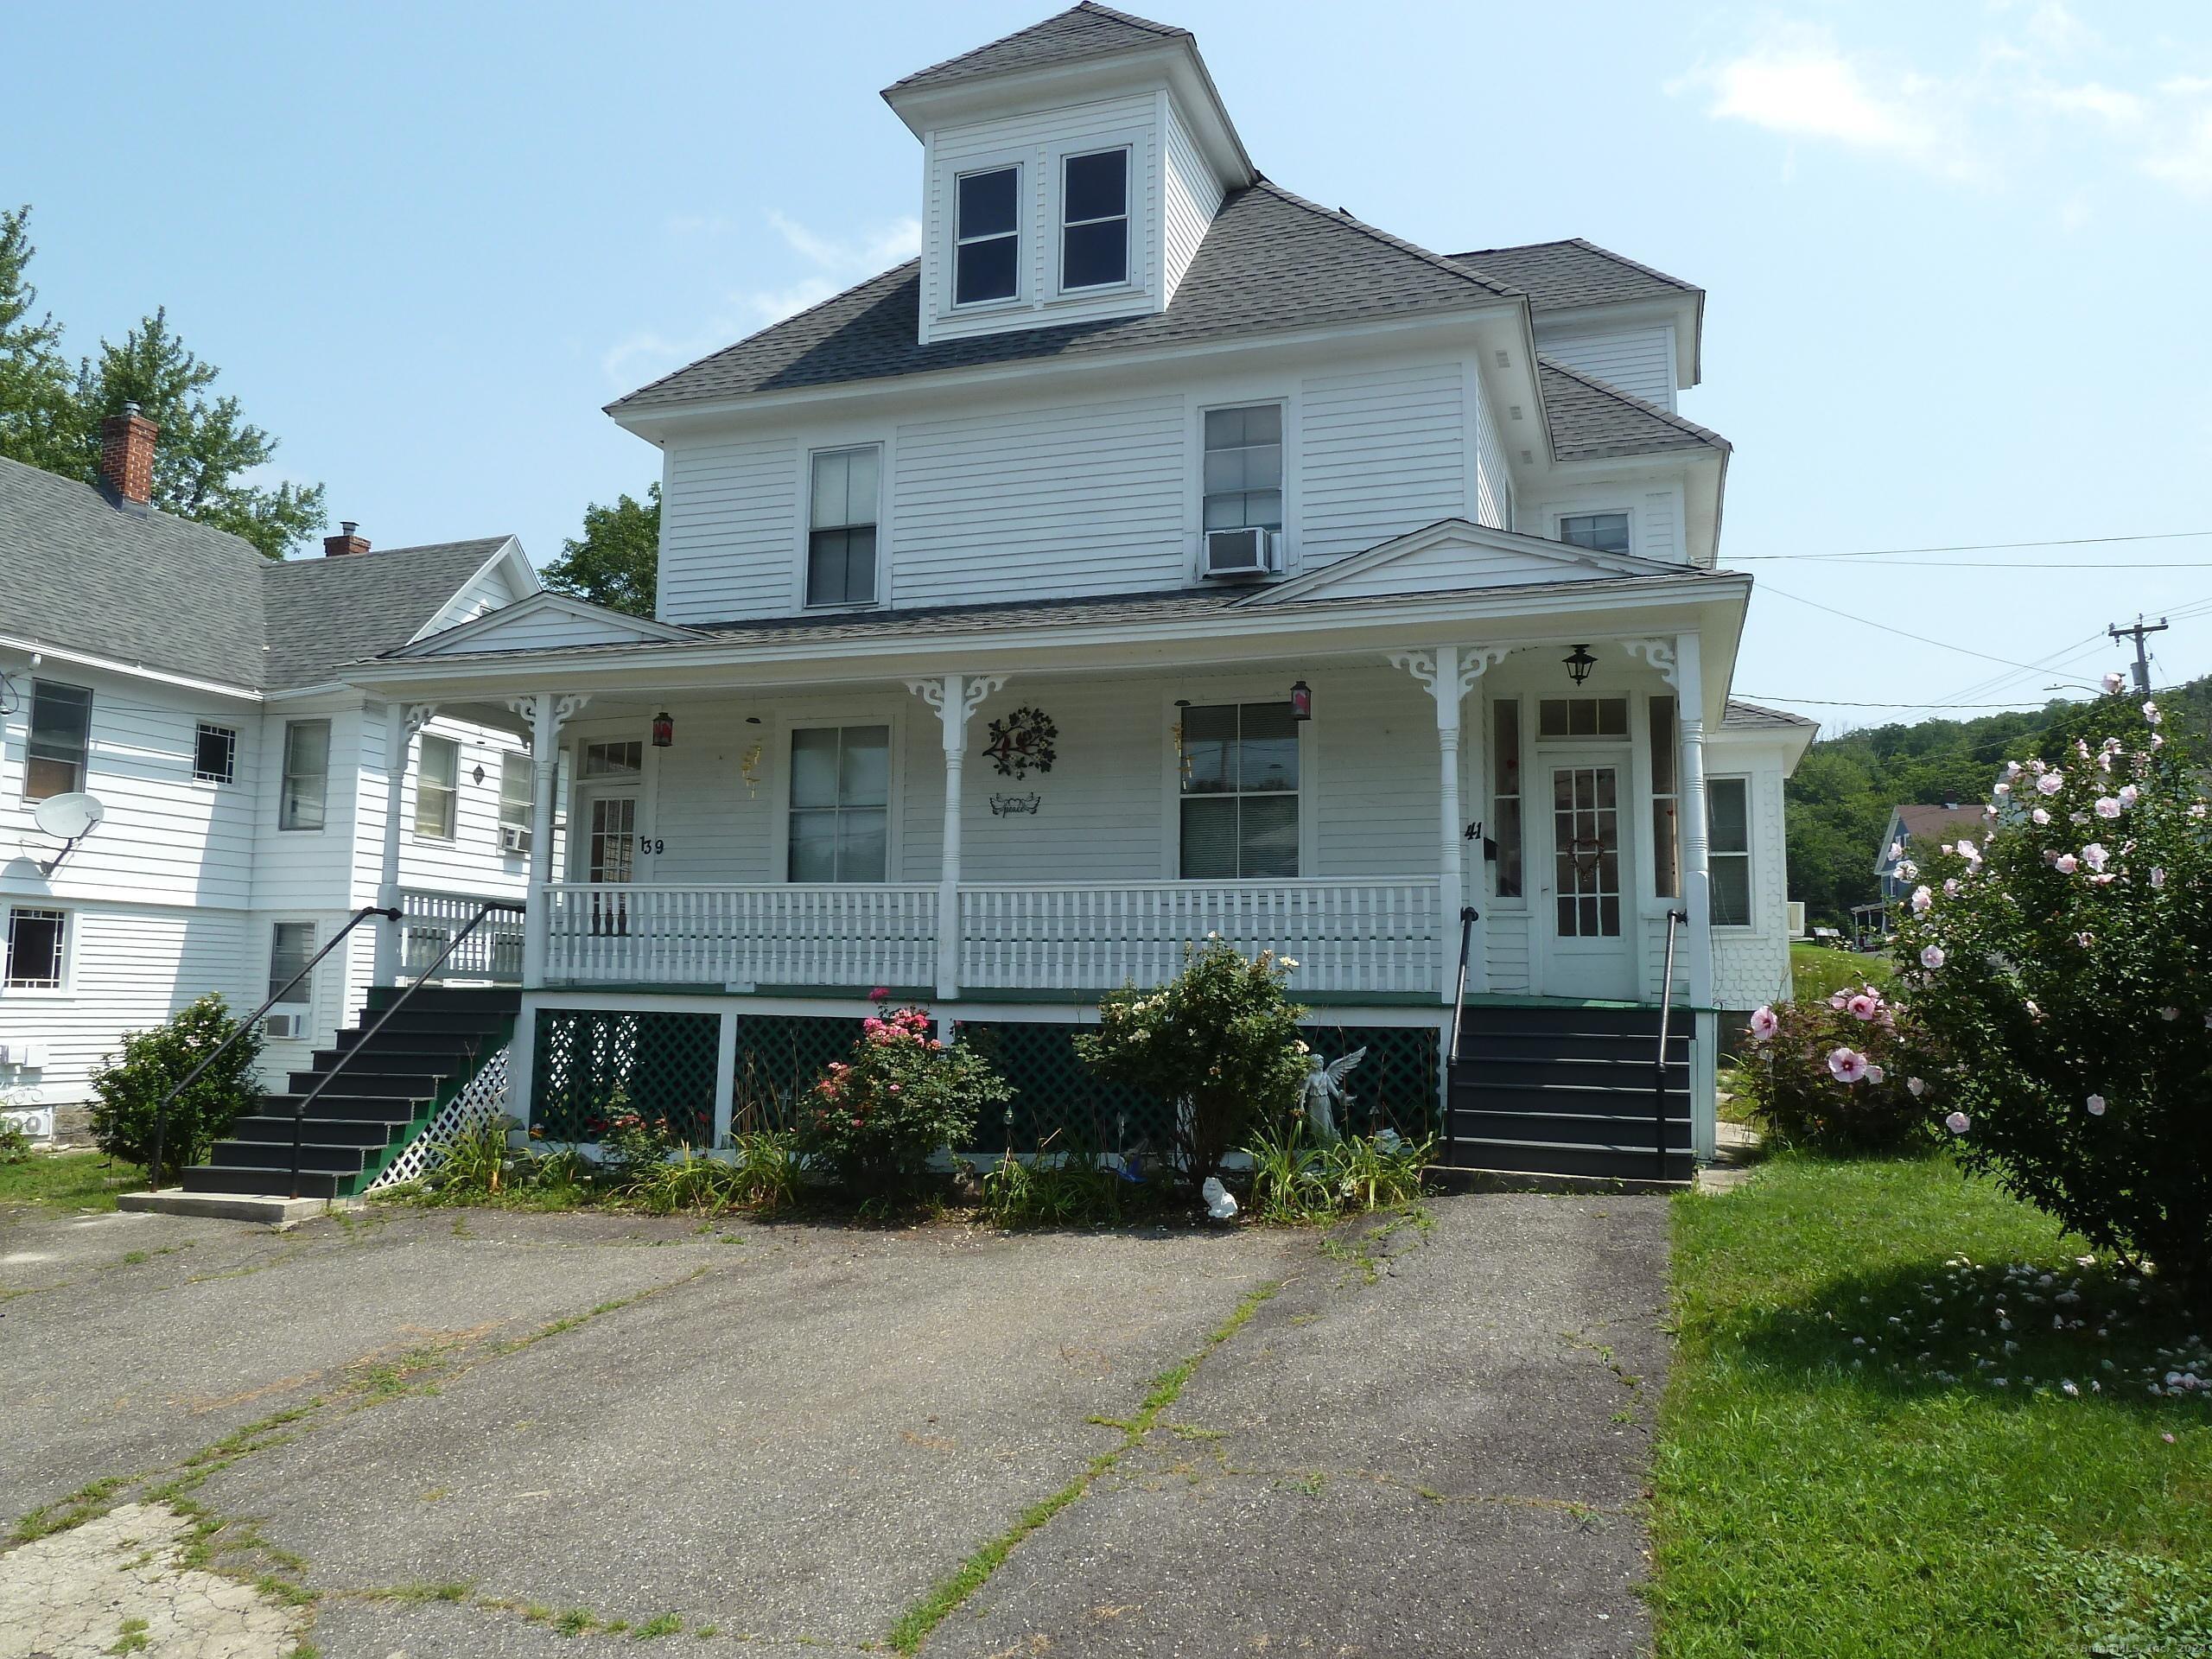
{"left": 533, "top": 1008, "right": 1438, "bottom": 1153}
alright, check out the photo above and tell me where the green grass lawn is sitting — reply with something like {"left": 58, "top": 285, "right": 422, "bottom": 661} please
{"left": 0, "top": 1151, "right": 144, "bottom": 1211}
{"left": 1789, "top": 940, "right": 1894, "bottom": 1003}
{"left": 1652, "top": 1154, "right": 2212, "bottom": 1656}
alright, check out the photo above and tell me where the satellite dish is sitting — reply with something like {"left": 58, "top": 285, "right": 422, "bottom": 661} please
{"left": 35, "top": 792, "right": 105, "bottom": 842}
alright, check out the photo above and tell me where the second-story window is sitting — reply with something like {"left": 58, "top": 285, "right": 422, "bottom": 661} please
{"left": 279, "top": 719, "right": 329, "bottom": 831}
{"left": 1559, "top": 512, "right": 1630, "bottom": 555}
{"left": 1061, "top": 148, "right": 1128, "bottom": 289}
{"left": 24, "top": 679, "right": 92, "bottom": 801}
{"left": 808, "top": 447, "right": 880, "bottom": 607}
{"left": 1203, "top": 406, "right": 1283, "bottom": 533}
{"left": 955, "top": 166, "right": 1019, "bottom": 304}
{"left": 415, "top": 735, "right": 459, "bottom": 840}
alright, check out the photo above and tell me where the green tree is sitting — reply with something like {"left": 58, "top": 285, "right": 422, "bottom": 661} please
{"left": 88, "top": 994, "right": 264, "bottom": 1185}
{"left": 0, "top": 205, "right": 79, "bottom": 476}
{"left": 0, "top": 207, "right": 325, "bottom": 558}
{"left": 541, "top": 483, "right": 661, "bottom": 618}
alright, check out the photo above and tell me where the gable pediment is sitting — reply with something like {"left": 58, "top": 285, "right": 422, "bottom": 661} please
{"left": 401, "top": 591, "right": 697, "bottom": 658}
{"left": 1241, "top": 518, "right": 1686, "bottom": 607}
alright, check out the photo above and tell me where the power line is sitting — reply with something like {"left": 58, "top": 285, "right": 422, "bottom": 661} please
{"left": 1758, "top": 559, "right": 2211, "bottom": 569}
{"left": 1737, "top": 694, "right": 2089, "bottom": 709}
{"left": 1758, "top": 585, "right": 2107, "bottom": 688}
{"left": 1738, "top": 529, "right": 2212, "bottom": 562}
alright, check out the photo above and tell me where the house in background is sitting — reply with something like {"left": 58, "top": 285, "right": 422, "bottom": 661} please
{"left": 1858, "top": 801, "right": 1986, "bottom": 944}
{"left": 179, "top": 2, "right": 1816, "bottom": 1196}
{"left": 0, "top": 412, "right": 537, "bottom": 1139}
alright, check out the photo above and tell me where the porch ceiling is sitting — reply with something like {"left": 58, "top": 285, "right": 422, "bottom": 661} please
{"left": 342, "top": 571, "right": 1751, "bottom": 723}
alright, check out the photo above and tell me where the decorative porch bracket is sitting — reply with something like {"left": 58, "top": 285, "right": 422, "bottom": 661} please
{"left": 372, "top": 702, "right": 442, "bottom": 986}
{"left": 907, "top": 672, "right": 1007, "bottom": 1003}
{"left": 508, "top": 692, "right": 591, "bottom": 990}
{"left": 1622, "top": 638, "right": 1678, "bottom": 686}
{"left": 1390, "top": 645, "right": 1510, "bottom": 1004}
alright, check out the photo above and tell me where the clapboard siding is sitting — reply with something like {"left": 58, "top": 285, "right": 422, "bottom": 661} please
{"left": 1537, "top": 324, "right": 1677, "bottom": 410}
{"left": 1707, "top": 754, "right": 1794, "bottom": 1010}
{"left": 1298, "top": 364, "right": 1465, "bottom": 564}
{"left": 1472, "top": 376, "right": 1514, "bottom": 531}
{"left": 1483, "top": 911, "right": 1533, "bottom": 994}
{"left": 1161, "top": 94, "right": 1220, "bottom": 302}
{"left": 892, "top": 396, "right": 1186, "bottom": 605}
{"left": 1313, "top": 669, "right": 1436, "bottom": 876}
{"left": 658, "top": 434, "right": 800, "bottom": 624}
{"left": 1640, "top": 489, "right": 1681, "bottom": 563}
{"left": 922, "top": 93, "right": 1161, "bottom": 344}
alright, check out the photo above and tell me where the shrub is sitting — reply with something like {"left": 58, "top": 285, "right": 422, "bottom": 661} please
{"left": 1243, "top": 1118, "right": 1433, "bottom": 1223}
{"left": 979, "top": 1134, "right": 1128, "bottom": 1229}
{"left": 798, "top": 1003, "right": 1010, "bottom": 1196}
{"left": 1738, "top": 985, "right": 1925, "bottom": 1154}
{"left": 87, "top": 994, "right": 262, "bottom": 1184}
{"left": 1076, "top": 939, "right": 1311, "bottom": 1192}
{"left": 0, "top": 1114, "right": 30, "bottom": 1165}
{"left": 1889, "top": 690, "right": 2212, "bottom": 1305}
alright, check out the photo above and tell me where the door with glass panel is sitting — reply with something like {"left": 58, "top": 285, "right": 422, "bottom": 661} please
{"left": 1531, "top": 696, "right": 1637, "bottom": 999}
{"left": 571, "top": 740, "right": 645, "bottom": 936}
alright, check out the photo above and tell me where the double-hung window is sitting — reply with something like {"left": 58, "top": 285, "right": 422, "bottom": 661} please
{"left": 1179, "top": 702, "right": 1299, "bottom": 879}
{"left": 1559, "top": 512, "right": 1630, "bottom": 555}
{"left": 3, "top": 907, "right": 67, "bottom": 990}
{"left": 279, "top": 719, "right": 330, "bottom": 831}
{"left": 498, "top": 753, "right": 531, "bottom": 839}
{"left": 269, "top": 921, "right": 315, "bottom": 1004}
{"left": 788, "top": 725, "right": 889, "bottom": 883}
{"left": 24, "top": 679, "right": 92, "bottom": 801}
{"left": 808, "top": 447, "right": 880, "bottom": 607}
{"left": 1201, "top": 406, "right": 1283, "bottom": 533}
{"left": 1707, "top": 778, "right": 1752, "bottom": 926}
{"left": 954, "top": 166, "right": 1019, "bottom": 304}
{"left": 415, "top": 735, "right": 459, "bottom": 839}
{"left": 194, "top": 723, "right": 238, "bottom": 785}
{"left": 1061, "top": 148, "right": 1128, "bottom": 289}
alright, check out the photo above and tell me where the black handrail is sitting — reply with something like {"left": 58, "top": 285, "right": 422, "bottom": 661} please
{"left": 147, "top": 904, "right": 397, "bottom": 1187}
{"left": 287, "top": 901, "right": 518, "bottom": 1198}
{"left": 1655, "top": 908, "right": 1688, "bottom": 1178}
{"left": 1448, "top": 905, "right": 1478, "bottom": 1063}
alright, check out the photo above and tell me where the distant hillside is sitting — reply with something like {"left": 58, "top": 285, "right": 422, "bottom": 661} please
{"left": 1785, "top": 675, "right": 2211, "bottom": 925}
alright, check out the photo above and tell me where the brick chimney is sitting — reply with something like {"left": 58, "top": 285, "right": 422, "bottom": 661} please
{"left": 322, "top": 520, "right": 371, "bottom": 557}
{"left": 99, "top": 402, "right": 158, "bottom": 505}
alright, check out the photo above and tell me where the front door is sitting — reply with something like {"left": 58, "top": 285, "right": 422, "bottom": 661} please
{"left": 578, "top": 791, "right": 639, "bottom": 933}
{"left": 1536, "top": 753, "right": 1636, "bottom": 1000}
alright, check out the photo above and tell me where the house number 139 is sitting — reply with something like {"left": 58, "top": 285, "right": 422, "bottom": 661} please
{"left": 634, "top": 836, "right": 665, "bottom": 855}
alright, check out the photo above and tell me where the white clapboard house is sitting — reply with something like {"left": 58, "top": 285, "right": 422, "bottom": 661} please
{"left": 179, "top": 4, "right": 1815, "bottom": 1196}
{"left": 0, "top": 412, "right": 539, "bottom": 1141}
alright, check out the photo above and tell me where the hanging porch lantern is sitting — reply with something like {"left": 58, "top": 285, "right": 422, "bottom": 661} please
{"left": 1289, "top": 680, "right": 1313, "bottom": 721}
{"left": 1562, "top": 644, "right": 1598, "bottom": 686}
{"left": 651, "top": 710, "right": 675, "bottom": 747}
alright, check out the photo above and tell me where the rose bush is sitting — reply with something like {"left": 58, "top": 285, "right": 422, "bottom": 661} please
{"left": 798, "top": 1001, "right": 1010, "bottom": 1196}
{"left": 1888, "top": 690, "right": 2212, "bottom": 1305}
{"left": 1076, "top": 938, "right": 1311, "bottom": 1194}
{"left": 1739, "top": 981, "right": 1923, "bottom": 1153}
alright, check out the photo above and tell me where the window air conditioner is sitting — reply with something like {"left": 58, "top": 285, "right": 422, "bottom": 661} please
{"left": 262, "top": 1012, "right": 305, "bottom": 1041}
{"left": 0, "top": 1041, "right": 44, "bottom": 1068}
{"left": 499, "top": 823, "right": 532, "bottom": 855}
{"left": 1201, "top": 526, "right": 1279, "bottom": 579}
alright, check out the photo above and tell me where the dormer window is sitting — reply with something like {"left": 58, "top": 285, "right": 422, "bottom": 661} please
{"left": 1061, "top": 149, "right": 1129, "bottom": 289}
{"left": 1559, "top": 512, "right": 1631, "bottom": 556}
{"left": 954, "top": 167, "right": 1020, "bottom": 305}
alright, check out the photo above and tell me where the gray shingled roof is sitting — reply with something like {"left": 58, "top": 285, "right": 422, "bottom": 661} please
{"left": 886, "top": 3, "right": 1188, "bottom": 95}
{"left": 1537, "top": 358, "right": 1728, "bottom": 461}
{"left": 264, "top": 538, "right": 516, "bottom": 689}
{"left": 0, "top": 454, "right": 512, "bottom": 691}
{"left": 1450, "top": 238, "right": 1697, "bottom": 311}
{"left": 1722, "top": 699, "right": 1817, "bottom": 730}
{"left": 610, "top": 182, "right": 1516, "bottom": 414}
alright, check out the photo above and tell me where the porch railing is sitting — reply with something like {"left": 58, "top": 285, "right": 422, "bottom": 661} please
{"left": 400, "top": 889, "right": 527, "bottom": 982}
{"left": 544, "top": 883, "right": 939, "bottom": 988}
{"left": 538, "top": 878, "right": 1441, "bottom": 995}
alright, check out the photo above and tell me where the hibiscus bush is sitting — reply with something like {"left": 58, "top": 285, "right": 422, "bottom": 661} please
{"left": 1738, "top": 982, "right": 1924, "bottom": 1153}
{"left": 1076, "top": 938, "right": 1311, "bottom": 1194}
{"left": 1889, "top": 688, "right": 2212, "bottom": 1306}
{"left": 798, "top": 1001, "right": 1011, "bottom": 1196}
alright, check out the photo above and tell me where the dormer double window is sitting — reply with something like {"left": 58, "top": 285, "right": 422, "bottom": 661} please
{"left": 951, "top": 146, "right": 1132, "bottom": 310}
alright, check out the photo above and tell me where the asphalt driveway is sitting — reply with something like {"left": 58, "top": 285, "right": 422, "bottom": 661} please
{"left": 1, "top": 1189, "right": 1669, "bottom": 1658}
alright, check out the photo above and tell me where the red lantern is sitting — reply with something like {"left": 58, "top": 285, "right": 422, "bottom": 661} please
{"left": 651, "top": 710, "right": 674, "bottom": 748}
{"left": 1290, "top": 680, "right": 1313, "bottom": 721}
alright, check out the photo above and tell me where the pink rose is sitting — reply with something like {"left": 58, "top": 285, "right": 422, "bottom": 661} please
{"left": 1910, "top": 885, "right": 1934, "bottom": 915}
{"left": 2037, "top": 772, "right": 2065, "bottom": 796}
{"left": 2055, "top": 854, "right": 2079, "bottom": 874}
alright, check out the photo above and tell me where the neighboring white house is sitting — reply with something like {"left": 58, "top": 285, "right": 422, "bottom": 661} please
{"left": 0, "top": 417, "right": 539, "bottom": 1137}
{"left": 195, "top": 3, "right": 1814, "bottom": 1183}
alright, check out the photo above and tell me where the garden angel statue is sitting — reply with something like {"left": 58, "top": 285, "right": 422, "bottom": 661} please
{"left": 1303, "top": 1047, "right": 1367, "bottom": 1142}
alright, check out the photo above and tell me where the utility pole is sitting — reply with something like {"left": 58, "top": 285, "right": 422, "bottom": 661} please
{"left": 2107, "top": 615, "right": 2168, "bottom": 694}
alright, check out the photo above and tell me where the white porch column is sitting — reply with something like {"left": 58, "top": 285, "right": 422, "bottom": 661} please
{"left": 510, "top": 692, "right": 589, "bottom": 991}
{"left": 1390, "top": 645, "right": 1510, "bottom": 1005}
{"left": 908, "top": 673, "right": 1007, "bottom": 1001}
{"left": 1674, "top": 632, "right": 1719, "bottom": 1161}
{"left": 372, "top": 702, "right": 436, "bottom": 987}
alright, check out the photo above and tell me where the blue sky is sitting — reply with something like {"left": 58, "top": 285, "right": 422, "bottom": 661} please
{"left": 9, "top": 1, "right": 2211, "bottom": 724}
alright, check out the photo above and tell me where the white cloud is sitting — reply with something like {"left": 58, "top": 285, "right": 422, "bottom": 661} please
{"left": 2142, "top": 105, "right": 2212, "bottom": 194}
{"left": 2038, "top": 81, "right": 2145, "bottom": 126}
{"left": 602, "top": 210, "right": 923, "bottom": 389}
{"left": 1683, "top": 27, "right": 1975, "bottom": 178}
